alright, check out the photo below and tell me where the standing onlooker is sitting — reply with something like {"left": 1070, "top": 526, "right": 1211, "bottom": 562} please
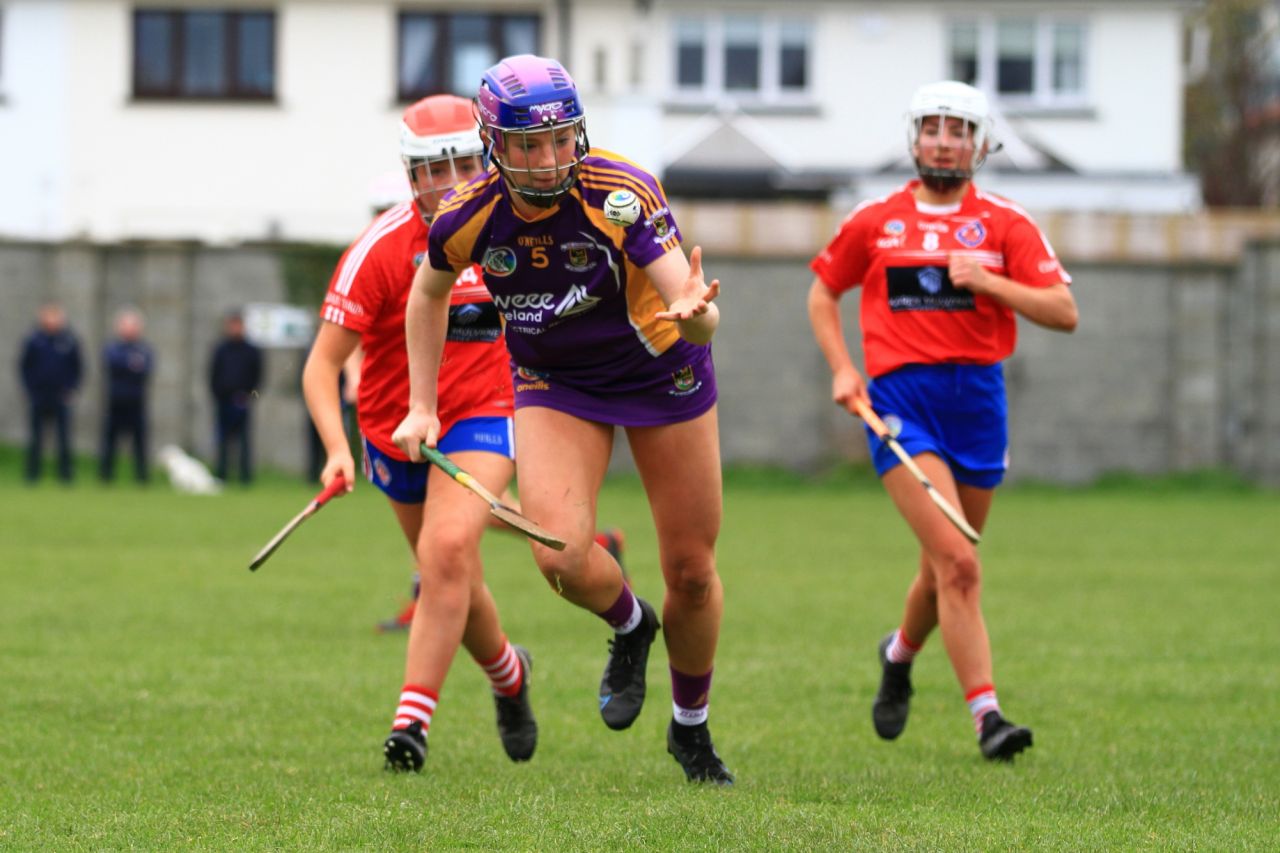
{"left": 19, "top": 301, "right": 83, "bottom": 483}
{"left": 99, "top": 307, "right": 154, "bottom": 483}
{"left": 807, "top": 81, "right": 1078, "bottom": 761}
{"left": 209, "top": 309, "right": 263, "bottom": 484}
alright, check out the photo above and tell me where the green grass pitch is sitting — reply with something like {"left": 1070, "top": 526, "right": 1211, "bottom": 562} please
{"left": 2, "top": 463, "right": 1277, "bottom": 849}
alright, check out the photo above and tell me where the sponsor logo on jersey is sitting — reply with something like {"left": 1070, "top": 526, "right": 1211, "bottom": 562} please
{"left": 877, "top": 237, "right": 904, "bottom": 249}
{"left": 884, "top": 219, "right": 906, "bottom": 235}
{"left": 886, "top": 265, "right": 976, "bottom": 313}
{"left": 955, "top": 219, "right": 987, "bottom": 248}
{"left": 446, "top": 302, "right": 502, "bottom": 343}
{"left": 555, "top": 284, "right": 600, "bottom": 317}
{"left": 492, "top": 286, "right": 598, "bottom": 324}
{"left": 917, "top": 267, "right": 944, "bottom": 294}
{"left": 482, "top": 246, "right": 518, "bottom": 277}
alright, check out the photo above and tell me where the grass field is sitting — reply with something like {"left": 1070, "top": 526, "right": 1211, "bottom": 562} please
{"left": 2, "top": 454, "right": 1278, "bottom": 850}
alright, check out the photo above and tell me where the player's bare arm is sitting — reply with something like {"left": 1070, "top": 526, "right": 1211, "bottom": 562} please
{"left": 806, "top": 277, "right": 870, "bottom": 414}
{"left": 391, "top": 263, "right": 456, "bottom": 461}
{"left": 302, "top": 321, "right": 361, "bottom": 490}
{"left": 651, "top": 245, "right": 721, "bottom": 344}
{"left": 948, "top": 255, "right": 1078, "bottom": 332}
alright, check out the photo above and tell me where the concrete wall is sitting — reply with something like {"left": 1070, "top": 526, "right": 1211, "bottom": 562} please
{"left": 3, "top": 239, "right": 1279, "bottom": 486}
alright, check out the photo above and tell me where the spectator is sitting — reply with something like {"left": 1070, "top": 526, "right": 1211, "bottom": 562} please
{"left": 99, "top": 307, "right": 154, "bottom": 483}
{"left": 209, "top": 309, "right": 263, "bottom": 484}
{"left": 19, "top": 301, "right": 82, "bottom": 483}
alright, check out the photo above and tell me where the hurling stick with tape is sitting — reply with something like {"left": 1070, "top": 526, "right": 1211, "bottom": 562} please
{"left": 421, "top": 444, "right": 567, "bottom": 550}
{"left": 249, "top": 473, "right": 348, "bottom": 570}
{"left": 853, "top": 399, "right": 982, "bottom": 544}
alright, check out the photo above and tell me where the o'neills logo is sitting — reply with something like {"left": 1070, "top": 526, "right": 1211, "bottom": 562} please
{"left": 515, "top": 366, "right": 551, "bottom": 392}
{"left": 482, "top": 246, "right": 517, "bottom": 277}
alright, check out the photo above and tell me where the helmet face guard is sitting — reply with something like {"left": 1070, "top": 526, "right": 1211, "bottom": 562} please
{"left": 475, "top": 55, "right": 588, "bottom": 208}
{"left": 400, "top": 95, "right": 486, "bottom": 224}
{"left": 906, "top": 81, "right": 997, "bottom": 191}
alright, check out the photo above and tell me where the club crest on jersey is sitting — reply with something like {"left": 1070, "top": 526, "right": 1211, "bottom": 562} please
{"left": 917, "top": 267, "right": 944, "bottom": 295}
{"left": 955, "top": 219, "right": 987, "bottom": 248}
{"left": 884, "top": 219, "right": 906, "bottom": 235}
{"left": 562, "top": 242, "right": 597, "bottom": 272}
{"left": 374, "top": 458, "right": 392, "bottom": 486}
{"left": 672, "top": 365, "right": 697, "bottom": 393}
{"left": 647, "top": 208, "right": 673, "bottom": 242}
{"left": 482, "top": 246, "right": 517, "bottom": 277}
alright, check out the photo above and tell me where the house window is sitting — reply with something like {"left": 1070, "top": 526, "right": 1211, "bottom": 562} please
{"left": 398, "top": 12, "right": 540, "bottom": 102}
{"left": 948, "top": 16, "right": 1087, "bottom": 108}
{"left": 132, "top": 9, "right": 275, "bottom": 100}
{"left": 672, "top": 14, "right": 812, "bottom": 104}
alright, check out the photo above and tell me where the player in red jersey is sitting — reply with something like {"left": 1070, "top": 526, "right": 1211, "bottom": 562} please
{"left": 807, "top": 81, "right": 1078, "bottom": 761}
{"left": 303, "top": 95, "right": 537, "bottom": 771}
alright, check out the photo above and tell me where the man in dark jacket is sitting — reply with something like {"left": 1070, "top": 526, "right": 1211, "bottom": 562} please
{"left": 19, "top": 302, "right": 83, "bottom": 483}
{"left": 209, "top": 310, "right": 263, "bottom": 483}
{"left": 99, "top": 307, "right": 154, "bottom": 482}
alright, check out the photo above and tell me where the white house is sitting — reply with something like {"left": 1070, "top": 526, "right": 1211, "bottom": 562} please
{"left": 0, "top": 0, "right": 1199, "bottom": 245}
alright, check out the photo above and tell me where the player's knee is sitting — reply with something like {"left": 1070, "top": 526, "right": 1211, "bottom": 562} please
{"left": 419, "top": 529, "right": 479, "bottom": 584}
{"left": 533, "top": 549, "right": 588, "bottom": 587}
{"left": 935, "top": 551, "right": 981, "bottom": 598}
{"left": 665, "top": 557, "right": 718, "bottom": 605}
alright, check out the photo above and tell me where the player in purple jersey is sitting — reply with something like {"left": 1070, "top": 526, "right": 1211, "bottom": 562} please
{"left": 393, "top": 55, "right": 733, "bottom": 784}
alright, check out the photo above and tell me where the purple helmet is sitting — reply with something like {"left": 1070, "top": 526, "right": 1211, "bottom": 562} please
{"left": 475, "top": 54, "right": 589, "bottom": 207}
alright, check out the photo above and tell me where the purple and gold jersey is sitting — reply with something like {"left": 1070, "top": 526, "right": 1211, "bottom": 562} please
{"left": 427, "top": 149, "right": 711, "bottom": 398}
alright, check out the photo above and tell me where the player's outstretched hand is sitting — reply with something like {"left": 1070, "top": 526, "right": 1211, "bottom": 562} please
{"left": 656, "top": 245, "right": 720, "bottom": 321}
{"left": 392, "top": 408, "right": 440, "bottom": 463}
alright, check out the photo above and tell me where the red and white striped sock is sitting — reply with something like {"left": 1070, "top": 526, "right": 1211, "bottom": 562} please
{"left": 392, "top": 684, "right": 438, "bottom": 733}
{"left": 886, "top": 628, "right": 923, "bottom": 664}
{"left": 477, "top": 639, "right": 524, "bottom": 698}
{"left": 965, "top": 684, "right": 1001, "bottom": 734}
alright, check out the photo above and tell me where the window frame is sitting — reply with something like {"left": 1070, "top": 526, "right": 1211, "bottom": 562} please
{"left": 668, "top": 13, "right": 814, "bottom": 108}
{"left": 947, "top": 14, "right": 1089, "bottom": 112}
{"left": 131, "top": 8, "right": 277, "bottom": 102}
{"left": 395, "top": 11, "right": 542, "bottom": 103}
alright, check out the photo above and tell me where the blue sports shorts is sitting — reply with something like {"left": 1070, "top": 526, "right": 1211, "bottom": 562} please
{"left": 362, "top": 416, "right": 515, "bottom": 504}
{"left": 865, "top": 363, "right": 1008, "bottom": 489}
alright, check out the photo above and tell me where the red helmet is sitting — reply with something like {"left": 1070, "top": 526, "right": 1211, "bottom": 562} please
{"left": 400, "top": 95, "right": 486, "bottom": 223}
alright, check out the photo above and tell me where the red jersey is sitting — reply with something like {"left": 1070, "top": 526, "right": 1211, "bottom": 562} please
{"left": 320, "top": 201, "right": 513, "bottom": 460}
{"left": 810, "top": 180, "right": 1070, "bottom": 378}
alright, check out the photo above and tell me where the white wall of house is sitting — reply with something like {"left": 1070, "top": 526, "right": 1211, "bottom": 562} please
{"left": 0, "top": 1, "right": 73, "bottom": 240}
{"left": 0, "top": 0, "right": 1195, "bottom": 245}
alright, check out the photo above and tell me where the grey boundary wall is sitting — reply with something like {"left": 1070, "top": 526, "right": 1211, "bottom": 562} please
{"left": 2, "top": 238, "right": 1278, "bottom": 486}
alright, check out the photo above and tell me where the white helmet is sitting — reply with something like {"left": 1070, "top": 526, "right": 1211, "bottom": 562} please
{"left": 400, "top": 95, "right": 487, "bottom": 224}
{"left": 906, "top": 81, "right": 998, "bottom": 186}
